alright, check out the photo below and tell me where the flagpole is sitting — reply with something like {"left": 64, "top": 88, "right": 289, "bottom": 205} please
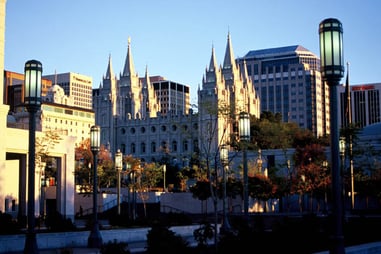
{"left": 345, "top": 62, "right": 355, "bottom": 210}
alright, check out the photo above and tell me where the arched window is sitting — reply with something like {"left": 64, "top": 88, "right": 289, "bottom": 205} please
{"left": 151, "top": 142, "right": 156, "bottom": 153}
{"left": 193, "top": 139, "right": 199, "bottom": 153}
{"left": 141, "top": 142, "right": 146, "bottom": 153}
{"left": 131, "top": 143, "right": 136, "bottom": 153}
{"left": 172, "top": 140, "right": 177, "bottom": 152}
{"left": 183, "top": 140, "right": 188, "bottom": 152}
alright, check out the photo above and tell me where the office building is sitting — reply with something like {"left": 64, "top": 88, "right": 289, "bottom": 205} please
{"left": 239, "top": 45, "right": 328, "bottom": 137}
{"left": 43, "top": 72, "right": 93, "bottom": 110}
{"left": 338, "top": 82, "right": 381, "bottom": 128}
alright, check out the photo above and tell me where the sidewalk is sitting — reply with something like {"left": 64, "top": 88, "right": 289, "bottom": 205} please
{"left": 10, "top": 244, "right": 146, "bottom": 254}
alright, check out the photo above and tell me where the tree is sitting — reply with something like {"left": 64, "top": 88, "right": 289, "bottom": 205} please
{"left": 248, "top": 174, "right": 277, "bottom": 212}
{"left": 74, "top": 138, "right": 93, "bottom": 193}
{"left": 35, "top": 129, "right": 63, "bottom": 179}
{"left": 293, "top": 144, "right": 330, "bottom": 213}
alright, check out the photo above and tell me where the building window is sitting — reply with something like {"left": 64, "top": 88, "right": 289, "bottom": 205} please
{"left": 131, "top": 143, "right": 136, "bottom": 153}
{"left": 141, "top": 142, "right": 146, "bottom": 153}
{"left": 193, "top": 139, "right": 199, "bottom": 153}
{"left": 151, "top": 142, "right": 156, "bottom": 153}
{"left": 161, "top": 125, "right": 166, "bottom": 132}
{"left": 130, "top": 128, "right": 135, "bottom": 134}
{"left": 183, "top": 140, "right": 188, "bottom": 151}
{"left": 172, "top": 141, "right": 177, "bottom": 152}
{"left": 161, "top": 141, "right": 167, "bottom": 151}
{"left": 151, "top": 126, "right": 156, "bottom": 133}
{"left": 141, "top": 127, "right": 146, "bottom": 133}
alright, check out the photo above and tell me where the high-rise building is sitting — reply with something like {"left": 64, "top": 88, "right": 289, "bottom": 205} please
{"left": 239, "top": 45, "right": 328, "bottom": 137}
{"left": 43, "top": 72, "right": 93, "bottom": 110}
{"left": 338, "top": 82, "right": 381, "bottom": 128}
{"left": 153, "top": 79, "right": 190, "bottom": 116}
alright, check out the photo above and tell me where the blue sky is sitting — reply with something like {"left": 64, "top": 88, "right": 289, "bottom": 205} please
{"left": 5, "top": 1, "right": 381, "bottom": 105}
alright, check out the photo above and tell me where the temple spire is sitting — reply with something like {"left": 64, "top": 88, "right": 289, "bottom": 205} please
{"left": 209, "top": 44, "right": 218, "bottom": 72}
{"left": 223, "top": 31, "right": 236, "bottom": 70}
{"left": 105, "top": 54, "right": 114, "bottom": 79}
{"left": 122, "top": 37, "right": 136, "bottom": 77}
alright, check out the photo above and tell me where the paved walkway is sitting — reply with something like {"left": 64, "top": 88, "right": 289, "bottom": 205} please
{"left": 8, "top": 241, "right": 147, "bottom": 254}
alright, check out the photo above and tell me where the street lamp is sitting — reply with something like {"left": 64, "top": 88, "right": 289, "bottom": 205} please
{"left": 257, "top": 149, "right": 263, "bottom": 174}
{"left": 115, "top": 149, "right": 123, "bottom": 215}
{"left": 125, "top": 163, "right": 132, "bottom": 220}
{"left": 340, "top": 137, "right": 346, "bottom": 211}
{"left": 129, "top": 169, "right": 136, "bottom": 221}
{"left": 286, "top": 159, "right": 292, "bottom": 212}
{"left": 322, "top": 160, "right": 329, "bottom": 213}
{"left": 39, "top": 161, "right": 47, "bottom": 219}
{"left": 220, "top": 144, "right": 231, "bottom": 233}
{"left": 88, "top": 125, "right": 103, "bottom": 248}
{"left": 319, "top": 17, "right": 345, "bottom": 254}
{"left": 239, "top": 111, "right": 250, "bottom": 218}
{"left": 23, "top": 60, "right": 42, "bottom": 254}
{"left": 163, "top": 164, "right": 166, "bottom": 192}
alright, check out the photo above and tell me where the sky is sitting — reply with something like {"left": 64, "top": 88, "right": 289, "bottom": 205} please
{"left": 4, "top": 0, "right": 381, "bottom": 105}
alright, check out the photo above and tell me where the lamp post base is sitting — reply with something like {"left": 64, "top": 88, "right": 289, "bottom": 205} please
{"left": 24, "top": 232, "right": 38, "bottom": 254}
{"left": 220, "top": 219, "right": 232, "bottom": 235}
{"left": 87, "top": 222, "right": 102, "bottom": 248}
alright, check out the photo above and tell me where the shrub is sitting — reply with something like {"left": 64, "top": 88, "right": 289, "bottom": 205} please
{"left": 101, "top": 239, "right": 130, "bottom": 254}
{"left": 0, "top": 212, "right": 21, "bottom": 234}
{"left": 146, "top": 221, "right": 189, "bottom": 254}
